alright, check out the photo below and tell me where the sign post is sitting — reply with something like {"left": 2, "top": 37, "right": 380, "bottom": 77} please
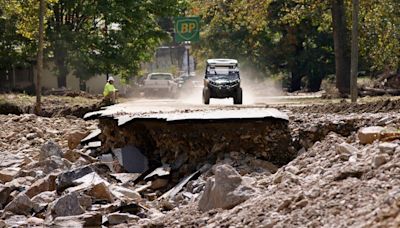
{"left": 175, "top": 17, "right": 200, "bottom": 77}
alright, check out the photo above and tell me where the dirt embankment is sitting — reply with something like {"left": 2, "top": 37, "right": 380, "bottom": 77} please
{"left": 286, "top": 98, "right": 400, "bottom": 114}
{"left": 0, "top": 94, "right": 102, "bottom": 118}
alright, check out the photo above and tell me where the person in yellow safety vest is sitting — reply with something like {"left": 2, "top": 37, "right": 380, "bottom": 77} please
{"left": 103, "top": 76, "right": 118, "bottom": 105}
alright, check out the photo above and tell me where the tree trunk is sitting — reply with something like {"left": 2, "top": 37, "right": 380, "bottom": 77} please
{"left": 350, "top": 0, "right": 359, "bottom": 102}
{"left": 53, "top": 3, "right": 68, "bottom": 88}
{"left": 54, "top": 47, "right": 68, "bottom": 88}
{"left": 307, "top": 76, "right": 323, "bottom": 92}
{"left": 35, "top": 0, "right": 45, "bottom": 114}
{"left": 290, "top": 71, "right": 302, "bottom": 92}
{"left": 331, "top": 0, "right": 351, "bottom": 95}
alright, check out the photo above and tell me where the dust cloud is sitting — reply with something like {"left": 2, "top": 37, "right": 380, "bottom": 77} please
{"left": 177, "top": 68, "right": 285, "bottom": 105}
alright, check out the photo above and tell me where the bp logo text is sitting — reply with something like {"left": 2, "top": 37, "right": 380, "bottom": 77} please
{"left": 175, "top": 17, "right": 200, "bottom": 42}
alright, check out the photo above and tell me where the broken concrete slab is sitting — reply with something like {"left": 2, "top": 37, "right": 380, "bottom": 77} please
{"left": 144, "top": 165, "right": 171, "bottom": 181}
{"left": 112, "top": 145, "right": 149, "bottom": 173}
{"left": 86, "top": 141, "right": 101, "bottom": 149}
{"left": 99, "top": 154, "right": 115, "bottom": 172}
{"left": 80, "top": 128, "right": 101, "bottom": 144}
{"left": 110, "top": 173, "right": 141, "bottom": 185}
{"left": 159, "top": 171, "right": 200, "bottom": 200}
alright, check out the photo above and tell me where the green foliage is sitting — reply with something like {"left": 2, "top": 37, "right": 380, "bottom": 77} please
{"left": 189, "top": 0, "right": 399, "bottom": 91}
{"left": 1, "top": 0, "right": 397, "bottom": 90}
{"left": 0, "top": 0, "right": 187, "bottom": 84}
{"left": 358, "top": 0, "right": 399, "bottom": 72}
{"left": 190, "top": 0, "right": 334, "bottom": 91}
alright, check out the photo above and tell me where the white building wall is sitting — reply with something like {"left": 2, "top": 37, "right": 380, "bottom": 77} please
{"left": 33, "top": 62, "right": 126, "bottom": 95}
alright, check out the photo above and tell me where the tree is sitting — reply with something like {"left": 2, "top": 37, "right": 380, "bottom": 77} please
{"left": 35, "top": 0, "right": 45, "bottom": 114}
{"left": 190, "top": 0, "right": 335, "bottom": 92}
{"left": 0, "top": 1, "right": 38, "bottom": 70}
{"left": 331, "top": 0, "right": 351, "bottom": 94}
{"left": 1, "top": 0, "right": 188, "bottom": 88}
{"left": 47, "top": 0, "right": 187, "bottom": 87}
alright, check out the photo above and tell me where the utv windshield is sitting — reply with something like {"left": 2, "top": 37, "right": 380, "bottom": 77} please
{"left": 206, "top": 65, "right": 239, "bottom": 78}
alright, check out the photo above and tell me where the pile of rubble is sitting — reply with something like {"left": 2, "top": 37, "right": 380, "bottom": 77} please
{"left": 1, "top": 107, "right": 400, "bottom": 227}
{"left": 157, "top": 115, "right": 400, "bottom": 227}
{"left": 0, "top": 113, "right": 284, "bottom": 226}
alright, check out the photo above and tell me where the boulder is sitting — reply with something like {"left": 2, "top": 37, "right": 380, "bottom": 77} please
{"left": 87, "top": 182, "right": 114, "bottom": 203}
{"left": 25, "top": 174, "right": 57, "bottom": 198}
{"left": 109, "top": 185, "right": 141, "bottom": 202}
{"left": 336, "top": 142, "right": 359, "bottom": 155}
{"left": 3, "top": 215, "right": 28, "bottom": 227}
{"left": 31, "top": 191, "right": 57, "bottom": 212}
{"left": 198, "top": 164, "right": 256, "bottom": 211}
{"left": 0, "top": 186, "right": 12, "bottom": 209}
{"left": 33, "top": 156, "right": 70, "bottom": 174}
{"left": 358, "top": 126, "right": 385, "bottom": 144}
{"left": 63, "top": 150, "right": 81, "bottom": 163}
{"left": 0, "top": 167, "right": 20, "bottom": 183}
{"left": 31, "top": 191, "right": 57, "bottom": 205}
{"left": 65, "top": 172, "right": 108, "bottom": 193}
{"left": 56, "top": 166, "right": 94, "bottom": 193}
{"left": 0, "top": 219, "right": 5, "bottom": 228}
{"left": 67, "top": 130, "right": 89, "bottom": 150}
{"left": 4, "top": 176, "right": 35, "bottom": 190}
{"left": 26, "top": 217, "right": 45, "bottom": 226}
{"left": 150, "top": 178, "right": 169, "bottom": 190}
{"left": 53, "top": 212, "right": 102, "bottom": 227}
{"left": 379, "top": 142, "right": 398, "bottom": 154}
{"left": 50, "top": 192, "right": 86, "bottom": 218}
{"left": 3, "top": 193, "right": 34, "bottom": 216}
{"left": 40, "top": 140, "right": 63, "bottom": 161}
{"left": 107, "top": 212, "right": 139, "bottom": 225}
{"left": 372, "top": 154, "right": 389, "bottom": 168}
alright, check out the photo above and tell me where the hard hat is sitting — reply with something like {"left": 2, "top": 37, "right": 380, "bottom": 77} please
{"left": 107, "top": 76, "right": 115, "bottom": 82}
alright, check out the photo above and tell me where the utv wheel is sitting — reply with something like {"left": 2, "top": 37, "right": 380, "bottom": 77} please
{"left": 203, "top": 87, "right": 210, "bottom": 105}
{"left": 234, "top": 87, "right": 243, "bottom": 104}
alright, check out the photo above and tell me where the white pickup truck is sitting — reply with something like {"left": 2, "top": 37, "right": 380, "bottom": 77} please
{"left": 142, "top": 73, "right": 178, "bottom": 97}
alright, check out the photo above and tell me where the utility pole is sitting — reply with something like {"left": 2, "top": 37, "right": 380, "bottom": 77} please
{"left": 350, "top": 0, "right": 359, "bottom": 102}
{"left": 35, "top": 0, "right": 45, "bottom": 114}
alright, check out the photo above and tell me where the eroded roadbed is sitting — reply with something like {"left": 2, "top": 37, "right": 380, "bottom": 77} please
{"left": 85, "top": 108, "right": 295, "bottom": 182}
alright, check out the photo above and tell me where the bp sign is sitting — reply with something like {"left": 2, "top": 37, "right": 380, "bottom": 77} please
{"left": 175, "top": 17, "right": 200, "bottom": 43}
